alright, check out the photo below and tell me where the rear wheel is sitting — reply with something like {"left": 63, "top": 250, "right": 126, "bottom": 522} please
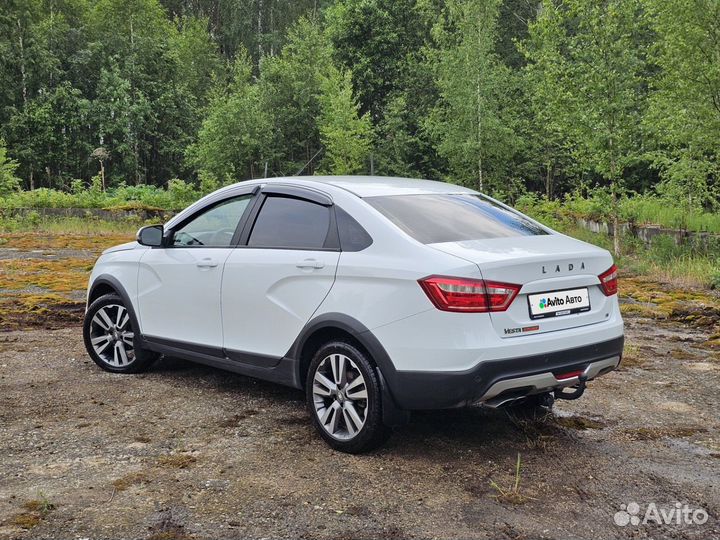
{"left": 83, "top": 293, "right": 159, "bottom": 373}
{"left": 306, "top": 341, "right": 390, "bottom": 453}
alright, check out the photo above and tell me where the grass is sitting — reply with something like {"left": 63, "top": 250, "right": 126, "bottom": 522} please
{"left": 623, "top": 196, "right": 720, "bottom": 233}
{"left": 553, "top": 415, "right": 606, "bottom": 430}
{"left": 490, "top": 453, "right": 528, "bottom": 505}
{"left": 0, "top": 179, "right": 202, "bottom": 212}
{"left": 517, "top": 191, "right": 720, "bottom": 234}
{"left": 0, "top": 258, "right": 93, "bottom": 293}
{"left": 0, "top": 230, "right": 133, "bottom": 250}
{"left": 0, "top": 214, "right": 145, "bottom": 235}
{"left": 517, "top": 192, "right": 720, "bottom": 289}
{"left": 22, "top": 495, "right": 56, "bottom": 515}
{"left": 10, "top": 493, "right": 56, "bottom": 529}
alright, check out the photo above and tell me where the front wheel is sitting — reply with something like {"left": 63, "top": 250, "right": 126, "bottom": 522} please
{"left": 306, "top": 341, "right": 390, "bottom": 453}
{"left": 83, "top": 293, "right": 159, "bottom": 373}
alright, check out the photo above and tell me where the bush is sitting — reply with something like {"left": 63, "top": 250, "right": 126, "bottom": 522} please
{"left": 709, "top": 267, "right": 720, "bottom": 290}
{"left": 0, "top": 140, "right": 21, "bottom": 197}
{"left": 0, "top": 180, "right": 206, "bottom": 212}
{"left": 647, "top": 234, "right": 681, "bottom": 263}
{"left": 514, "top": 192, "right": 567, "bottom": 230}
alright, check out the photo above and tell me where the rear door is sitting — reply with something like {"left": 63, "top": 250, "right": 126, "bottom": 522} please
{"left": 221, "top": 187, "right": 340, "bottom": 363}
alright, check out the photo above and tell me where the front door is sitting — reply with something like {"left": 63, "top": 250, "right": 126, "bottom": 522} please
{"left": 137, "top": 194, "right": 254, "bottom": 348}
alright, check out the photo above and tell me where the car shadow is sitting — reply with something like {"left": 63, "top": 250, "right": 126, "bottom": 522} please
{"left": 152, "top": 354, "right": 304, "bottom": 401}
{"left": 151, "top": 355, "right": 578, "bottom": 456}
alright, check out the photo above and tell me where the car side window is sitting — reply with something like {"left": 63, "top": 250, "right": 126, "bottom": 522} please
{"left": 248, "top": 195, "right": 331, "bottom": 249}
{"left": 172, "top": 195, "right": 253, "bottom": 247}
{"left": 336, "top": 207, "right": 373, "bottom": 251}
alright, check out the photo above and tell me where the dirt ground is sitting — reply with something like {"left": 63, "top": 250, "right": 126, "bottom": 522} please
{"left": 0, "top": 234, "right": 719, "bottom": 539}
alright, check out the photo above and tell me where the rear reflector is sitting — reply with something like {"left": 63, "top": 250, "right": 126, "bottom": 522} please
{"left": 555, "top": 370, "right": 583, "bottom": 380}
{"left": 418, "top": 275, "right": 520, "bottom": 313}
{"left": 598, "top": 264, "right": 618, "bottom": 296}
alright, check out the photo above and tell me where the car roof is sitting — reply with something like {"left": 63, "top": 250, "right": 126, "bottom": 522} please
{"left": 242, "top": 175, "right": 478, "bottom": 198}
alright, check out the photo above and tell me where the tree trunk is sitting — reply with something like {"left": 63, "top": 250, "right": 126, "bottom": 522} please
{"left": 257, "top": 0, "right": 264, "bottom": 59}
{"left": 545, "top": 161, "right": 553, "bottom": 199}
{"left": 100, "top": 160, "right": 105, "bottom": 191}
{"left": 611, "top": 180, "right": 621, "bottom": 257}
{"left": 17, "top": 19, "right": 27, "bottom": 106}
{"left": 478, "top": 157, "right": 483, "bottom": 192}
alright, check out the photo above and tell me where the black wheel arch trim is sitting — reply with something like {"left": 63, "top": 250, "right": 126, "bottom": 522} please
{"left": 286, "top": 312, "right": 409, "bottom": 427}
{"left": 286, "top": 313, "right": 398, "bottom": 383}
{"left": 87, "top": 275, "right": 142, "bottom": 334}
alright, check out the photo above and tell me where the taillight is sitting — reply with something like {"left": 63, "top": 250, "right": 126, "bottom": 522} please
{"left": 418, "top": 275, "right": 520, "bottom": 313}
{"left": 598, "top": 264, "right": 618, "bottom": 296}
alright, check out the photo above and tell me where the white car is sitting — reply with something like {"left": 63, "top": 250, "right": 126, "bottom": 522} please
{"left": 83, "top": 176, "right": 624, "bottom": 452}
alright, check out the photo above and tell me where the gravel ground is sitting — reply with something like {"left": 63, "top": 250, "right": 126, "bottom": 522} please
{"left": 0, "top": 311, "right": 718, "bottom": 539}
{"left": 0, "top": 238, "right": 719, "bottom": 539}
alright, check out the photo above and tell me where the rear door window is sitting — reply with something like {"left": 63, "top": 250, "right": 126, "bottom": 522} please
{"left": 366, "top": 194, "right": 548, "bottom": 244}
{"left": 248, "top": 196, "right": 331, "bottom": 249}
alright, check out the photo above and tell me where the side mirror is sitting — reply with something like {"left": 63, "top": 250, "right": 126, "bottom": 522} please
{"left": 137, "top": 225, "right": 164, "bottom": 247}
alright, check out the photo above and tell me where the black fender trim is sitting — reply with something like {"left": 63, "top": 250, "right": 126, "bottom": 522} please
{"left": 286, "top": 313, "right": 409, "bottom": 427}
{"left": 88, "top": 275, "right": 142, "bottom": 334}
{"left": 286, "top": 313, "right": 398, "bottom": 384}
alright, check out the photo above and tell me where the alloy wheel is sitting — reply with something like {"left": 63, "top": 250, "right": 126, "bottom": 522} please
{"left": 312, "top": 353, "right": 369, "bottom": 440}
{"left": 89, "top": 304, "right": 136, "bottom": 367}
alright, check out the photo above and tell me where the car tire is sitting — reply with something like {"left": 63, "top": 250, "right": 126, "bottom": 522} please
{"left": 306, "top": 340, "right": 390, "bottom": 453}
{"left": 83, "top": 293, "right": 159, "bottom": 373}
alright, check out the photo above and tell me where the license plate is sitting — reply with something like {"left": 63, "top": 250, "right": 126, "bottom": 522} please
{"left": 528, "top": 287, "right": 591, "bottom": 319}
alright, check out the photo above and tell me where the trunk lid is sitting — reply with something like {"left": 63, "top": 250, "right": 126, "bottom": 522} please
{"left": 430, "top": 234, "right": 615, "bottom": 337}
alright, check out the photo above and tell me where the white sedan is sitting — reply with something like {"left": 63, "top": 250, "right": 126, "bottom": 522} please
{"left": 83, "top": 176, "right": 624, "bottom": 453}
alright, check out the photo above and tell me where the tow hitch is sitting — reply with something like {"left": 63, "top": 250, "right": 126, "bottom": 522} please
{"left": 554, "top": 374, "right": 587, "bottom": 400}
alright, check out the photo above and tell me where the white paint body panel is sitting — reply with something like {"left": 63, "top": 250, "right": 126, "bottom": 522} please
{"left": 221, "top": 248, "right": 340, "bottom": 357}
{"left": 87, "top": 244, "right": 146, "bottom": 310}
{"left": 136, "top": 247, "right": 232, "bottom": 346}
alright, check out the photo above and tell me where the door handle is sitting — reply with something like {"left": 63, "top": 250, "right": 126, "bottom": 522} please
{"left": 296, "top": 258, "right": 325, "bottom": 269}
{"left": 196, "top": 257, "right": 218, "bottom": 268}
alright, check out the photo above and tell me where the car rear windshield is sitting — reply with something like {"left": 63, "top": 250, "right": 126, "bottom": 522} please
{"left": 365, "top": 194, "right": 549, "bottom": 244}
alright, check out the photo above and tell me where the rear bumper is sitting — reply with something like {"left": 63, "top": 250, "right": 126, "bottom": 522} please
{"left": 386, "top": 336, "right": 624, "bottom": 409}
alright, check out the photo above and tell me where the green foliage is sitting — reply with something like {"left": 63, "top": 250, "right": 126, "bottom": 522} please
{"left": 710, "top": 268, "right": 720, "bottom": 290}
{"left": 317, "top": 67, "right": 372, "bottom": 174}
{"left": 186, "top": 50, "right": 271, "bottom": 182}
{"left": 0, "top": 181, "right": 202, "bottom": 211}
{"left": 325, "top": 0, "right": 441, "bottom": 178}
{"left": 514, "top": 187, "right": 720, "bottom": 234}
{"left": 524, "top": 0, "right": 651, "bottom": 255}
{"left": 427, "top": 0, "right": 519, "bottom": 192}
{"left": 644, "top": 0, "right": 720, "bottom": 210}
{"left": 259, "top": 17, "right": 334, "bottom": 176}
{"left": 0, "top": 139, "right": 21, "bottom": 196}
{"left": 0, "top": 0, "right": 718, "bottom": 267}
